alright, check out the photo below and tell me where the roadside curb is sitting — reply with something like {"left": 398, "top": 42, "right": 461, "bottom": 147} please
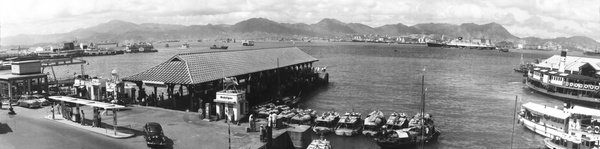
{"left": 130, "top": 105, "right": 195, "bottom": 115}
{"left": 43, "top": 115, "right": 135, "bottom": 139}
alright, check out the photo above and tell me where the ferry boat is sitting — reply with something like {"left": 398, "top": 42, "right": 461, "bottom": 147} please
{"left": 362, "top": 110, "right": 386, "bottom": 136}
{"left": 312, "top": 111, "right": 340, "bottom": 135}
{"left": 524, "top": 50, "right": 600, "bottom": 104}
{"left": 125, "top": 43, "right": 158, "bottom": 53}
{"left": 306, "top": 137, "right": 331, "bottom": 149}
{"left": 517, "top": 102, "right": 570, "bottom": 138}
{"left": 519, "top": 102, "right": 600, "bottom": 139}
{"left": 334, "top": 112, "right": 362, "bottom": 136}
{"left": 426, "top": 42, "right": 445, "bottom": 47}
{"left": 545, "top": 133, "right": 600, "bottom": 149}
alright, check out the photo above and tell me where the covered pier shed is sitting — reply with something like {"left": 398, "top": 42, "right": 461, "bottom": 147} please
{"left": 122, "top": 47, "right": 319, "bottom": 114}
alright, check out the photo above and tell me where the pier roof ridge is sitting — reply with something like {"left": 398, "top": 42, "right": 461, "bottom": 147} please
{"left": 122, "top": 47, "right": 318, "bottom": 85}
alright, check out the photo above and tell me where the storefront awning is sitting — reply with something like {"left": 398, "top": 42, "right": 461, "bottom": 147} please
{"left": 49, "top": 96, "right": 126, "bottom": 109}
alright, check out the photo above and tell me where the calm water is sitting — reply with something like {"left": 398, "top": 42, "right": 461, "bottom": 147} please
{"left": 45, "top": 41, "right": 589, "bottom": 149}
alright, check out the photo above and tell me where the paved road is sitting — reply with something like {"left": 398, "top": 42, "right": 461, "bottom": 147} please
{"left": 0, "top": 104, "right": 258, "bottom": 149}
{"left": 0, "top": 106, "right": 146, "bottom": 149}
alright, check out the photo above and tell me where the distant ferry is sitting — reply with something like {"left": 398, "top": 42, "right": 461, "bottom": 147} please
{"left": 525, "top": 50, "right": 600, "bottom": 103}
{"left": 426, "top": 42, "right": 445, "bottom": 47}
{"left": 584, "top": 50, "right": 600, "bottom": 56}
{"left": 125, "top": 43, "right": 158, "bottom": 53}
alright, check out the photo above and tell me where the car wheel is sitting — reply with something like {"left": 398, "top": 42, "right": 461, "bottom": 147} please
{"left": 29, "top": 104, "right": 32, "bottom": 108}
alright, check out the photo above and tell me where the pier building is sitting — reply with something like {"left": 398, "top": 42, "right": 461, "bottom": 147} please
{"left": 122, "top": 47, "right": 327, "bottom": 121}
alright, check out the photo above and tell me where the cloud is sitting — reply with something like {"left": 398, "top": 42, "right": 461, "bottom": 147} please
{"left": 1, "top": 0, "right": 599, "bottom": 41}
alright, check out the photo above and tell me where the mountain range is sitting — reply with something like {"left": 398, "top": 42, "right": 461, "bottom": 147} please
{"left": 2, "top": 18, "right": 599, "bottom": 51}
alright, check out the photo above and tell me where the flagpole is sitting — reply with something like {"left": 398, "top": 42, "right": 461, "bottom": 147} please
{"left": 510, "top": 96, "right": 518, "bottom": 149}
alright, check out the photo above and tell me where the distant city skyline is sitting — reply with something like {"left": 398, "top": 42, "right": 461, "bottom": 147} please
{"left": 1, "top": 0, "right": 599, "bottom": 41}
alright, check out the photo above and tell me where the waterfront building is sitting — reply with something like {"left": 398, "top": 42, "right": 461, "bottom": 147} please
{"left": 525, "top": 50, "right": 600, "bottom": 103}
{"left": 122, "top": 47, "right": 326, "bottom": 120}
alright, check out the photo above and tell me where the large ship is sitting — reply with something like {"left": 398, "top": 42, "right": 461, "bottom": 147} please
{"left": 525, "top": 50, "right": 600, "bottom": 104}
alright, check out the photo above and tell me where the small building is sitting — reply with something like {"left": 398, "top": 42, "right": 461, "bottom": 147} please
{"left": 213, "top": 89, "right": 247, "bottom": 121}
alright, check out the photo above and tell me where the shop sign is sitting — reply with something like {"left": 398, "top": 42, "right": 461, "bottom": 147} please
{"left": 563, "top": 82, "right": 600, "bottom": 91}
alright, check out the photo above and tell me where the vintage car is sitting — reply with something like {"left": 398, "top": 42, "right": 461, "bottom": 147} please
{"left": 32, "top": 94, "right": 50, "bottom": 106}
{"left": 143, "top": 122, "right": 167, "bottom": 146}
{"left": 18, "top": 95, "right": 41, "bottom": 108}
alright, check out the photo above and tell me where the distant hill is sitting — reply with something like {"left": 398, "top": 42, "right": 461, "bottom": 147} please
{"left": 2, "top": 17, "right": 598, "bottom": 51}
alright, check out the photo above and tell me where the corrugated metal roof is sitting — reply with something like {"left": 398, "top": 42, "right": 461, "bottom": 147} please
{"left": 122, "top": 47, "right": 318, "bottom": 85}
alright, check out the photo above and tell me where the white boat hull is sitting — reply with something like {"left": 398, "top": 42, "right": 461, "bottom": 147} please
{"left": 313, "top": 127, "right": 333, "bottom": 135}
{"left": 362, "top": 130, "right": 378, "bottom": 137}
{"left": 519, "top": 116, "right": 565, "bottom": 138}
{"left": 335, "top": 129, "right": 358, "bottom": 137}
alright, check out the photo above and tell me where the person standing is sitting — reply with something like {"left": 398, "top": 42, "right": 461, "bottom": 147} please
{"left": 80, "top": 110, "right": 85, "bottom": 125}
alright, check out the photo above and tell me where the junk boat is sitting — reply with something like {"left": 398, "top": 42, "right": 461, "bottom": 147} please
{"left": 374, "top": 75, "right": 441, "bottom": 148}
{"left": 524, "top": 50, "right": 600, "bottom": 104}
{"left": 306, "top": 137, "right": 331, "bottom": 149}
{"left": 383, "top": 112, "right": 409, "bottom": 130}
{"left": 209, "top": 45, "right": 228, "bottom": 49}
{"left": 334, "top": 112, "right": 362, "bottom": 136}
{"left": 289, "top": 109, "right": 317, "bottom": 125}
{"left": 312, "top": 111, "right": 340, "bottom": 135}
{"left": 375, "top": 113, "right": 441, "bottom": 148}
{"left": 362, "top": 110, "right": 386, "bottom": 136}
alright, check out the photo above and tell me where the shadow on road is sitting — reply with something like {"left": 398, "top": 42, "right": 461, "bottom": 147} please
{"left": 0, "top": 123, "right": 14, "bottom": 134}
{"left": 148, "top": 137, "right": 174, "bottom": 149}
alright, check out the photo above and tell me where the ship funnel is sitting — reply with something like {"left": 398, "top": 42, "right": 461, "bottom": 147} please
{"left": 558, "top": 49, "right": 568, "bottom": 73}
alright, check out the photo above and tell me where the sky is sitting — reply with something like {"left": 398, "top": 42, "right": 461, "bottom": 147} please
{"left": 1, "top": 0, "right": 599, "bottom": 41}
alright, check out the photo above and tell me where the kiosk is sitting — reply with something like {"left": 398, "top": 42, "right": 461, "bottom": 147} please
{"left": 213, "top": 89, "right": 249, "bottom": 122}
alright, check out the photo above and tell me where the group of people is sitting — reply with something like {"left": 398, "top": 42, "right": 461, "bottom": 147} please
{"left": 54, "top": 103, "right": 102, "bottom": 127}
{"left": 137, "top": 89, "right": 166, "bottom": 107}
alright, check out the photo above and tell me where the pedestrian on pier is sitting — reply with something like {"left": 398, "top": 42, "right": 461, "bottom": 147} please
{"left": 80, "top": 110, "right": 85, "bottom": 125}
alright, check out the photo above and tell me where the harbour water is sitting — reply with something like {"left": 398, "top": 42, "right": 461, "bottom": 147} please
{"left": 44, "top": 41, "right": 591, "bottom": 148}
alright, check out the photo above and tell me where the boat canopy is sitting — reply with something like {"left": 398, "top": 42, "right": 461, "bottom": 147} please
{"left": 522, "top": 102, "right": 570, "bottom": 119}
{"left": 394, "top": 130, "right": 410, "bottom": 139}
{"left": 567, "top": 105, "right": 600, "bottom": 118}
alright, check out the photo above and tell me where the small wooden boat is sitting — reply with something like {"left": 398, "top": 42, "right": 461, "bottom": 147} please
{"left": 290, "top": 109, "right": 317, "bottom": 125}
{"left": 383, "top": 112, "right": 409, "bottom": 130}
{"left": 335, "top": 112, "right": 363, "bottom": 136}
{"left": 312, "top": 111, "right": 340, "bottom": 135}
{"left": 209, "top": 45, "right": 228, "bottom": 49}
{"left": 363, "top": 110, "right": 385, "bottom": 136}
{"left": 307, "top": 137, "right": 331, "bottom": 149}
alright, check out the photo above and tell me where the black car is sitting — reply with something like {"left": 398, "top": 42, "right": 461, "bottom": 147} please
{"left": 143, "top": 122, "right": 167, "bottom": 146}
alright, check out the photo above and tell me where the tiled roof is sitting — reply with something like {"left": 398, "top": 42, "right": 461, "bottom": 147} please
{"left": 122, "top": 47, "right": 318, "bottom": 85}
